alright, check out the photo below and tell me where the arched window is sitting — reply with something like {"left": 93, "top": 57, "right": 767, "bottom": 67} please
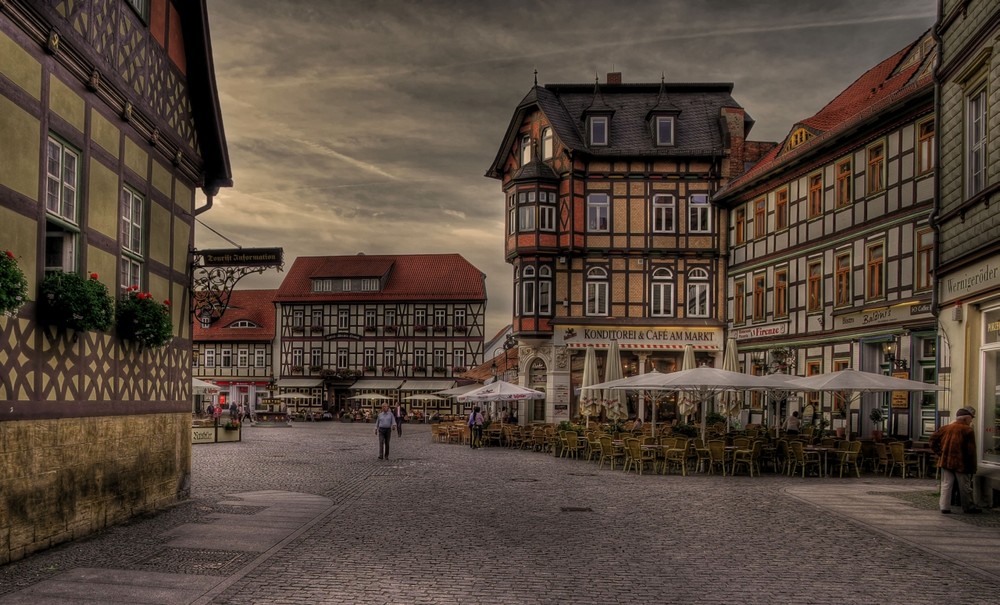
{"left": 520, "top": 134, "right": 531, "bottom": 165}
{"left": 686, "top": 268, "right": 710, "bottom": 318}
{"left": 650, "top": 268, "right": 674, "bottom": 317}
{"left": 521, "top": 266, "right": 536, "bottom": 314}
{"left": 586, "top": 267, "right": 609, "bottom": 316}
{"left": 538, "top": 266, "right": 552, "bottom": 315}
{"left": 541, "top": 127, "right": 553, "bottom": 160}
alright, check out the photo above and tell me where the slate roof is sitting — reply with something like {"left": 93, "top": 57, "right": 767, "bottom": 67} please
{"left": 487, "top": 82, "right": 753, "bottom": 178}
{"left": 716, "top": 32, "right": 934, "bottom": 201}
{"left": 193, "top": 289, "right": 276, "bottom": 342}
{"left": 274, "top": 254, "right": 486, "bottom": 303}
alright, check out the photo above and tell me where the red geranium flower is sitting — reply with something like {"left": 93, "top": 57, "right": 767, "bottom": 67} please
{"left": 89, "top": 273, "right": 99, "bottom": 279}
{"left": 5, "top": 250, "right": 14, "bottom": 259}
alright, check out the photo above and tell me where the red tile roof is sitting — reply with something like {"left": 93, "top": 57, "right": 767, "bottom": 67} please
{"left": 193, "top": 289, "right": 276, "bottom": 342}
{"left": 274, "top": 254, "right": 486, "bottom": 302}
{"left": 717, "top": 32, "right": 934, "bottom": 199}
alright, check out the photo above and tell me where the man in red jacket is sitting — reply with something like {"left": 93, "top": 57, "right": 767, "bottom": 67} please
{"left": 930, "top": 406, "right": 981, "bottom": 514}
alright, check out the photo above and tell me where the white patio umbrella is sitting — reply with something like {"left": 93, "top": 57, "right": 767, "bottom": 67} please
{"left": 677, "top": 344, "right": 697, "bottom": 422}
{"left": 603, "top": 340, "right": 626, "bottom": 421}
{"left": 274, "top": 392, "right": 313, "bottom": 400}
{"left": 579, "top": 346, "right": 601, "bottom": 427}
{"left": 720, "top": 338, "right": 741, "bottom": 423}
{"left": 456, "top": 380, "right": 545, "bottom": 403}
{"left": 192, "top": 377, "right": 217, "bottom": 390}
{"left": 786, "top": 369, "right": 946, "bottom": 440}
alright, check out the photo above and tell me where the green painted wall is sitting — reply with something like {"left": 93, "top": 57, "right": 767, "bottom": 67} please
{"left": 48, "top": 76, "right": 85, "bottom": 134}
{"left": 87, "top": 159, "right": 118, "bottom": 239}
{"left": 0, "top": 31, "right": 40, "bottom": 100}
{"left": 0, "top": 97, "right": 40, "bottom": 200}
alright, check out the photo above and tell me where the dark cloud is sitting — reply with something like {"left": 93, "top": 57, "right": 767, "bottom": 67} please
{"left": 201, "top": 0, "right": 935, "bottom": 336}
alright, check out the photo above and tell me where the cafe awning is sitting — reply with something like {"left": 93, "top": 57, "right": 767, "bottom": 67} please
{"left": 276, "top": 378, "right": 323, "bottom": 388}
{"left": 350, "top": 379, "right": 404, "bottom": 390}
{"left": 400, "top": 380, "right": 456, "bottom": 391}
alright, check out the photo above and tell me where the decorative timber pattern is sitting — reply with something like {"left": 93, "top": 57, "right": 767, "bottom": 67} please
{"left": 39, "top": 327, "right": 81, "bottom": 402}
{"left": 118, "top": 341, "right": 142, "bottom": 401}
{"left": 83, "top": 332, "right": 117, "bottom": 401}
{"left": 117, "top": 8, "right": 146, "bottom": 98}
{"left": 0, "top": 318, "right": 37, "bottom": 401}
{"left": 89, "top": 0, "right": 118, "bottom": 68}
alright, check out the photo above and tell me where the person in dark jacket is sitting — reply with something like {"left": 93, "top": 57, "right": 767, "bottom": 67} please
{"left": 930, "top": 406, "right": 980, "bottom": 514}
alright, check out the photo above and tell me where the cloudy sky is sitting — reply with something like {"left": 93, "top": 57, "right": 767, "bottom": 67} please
{"left": 199, "top": 0, "right": 936, "bottom": 339}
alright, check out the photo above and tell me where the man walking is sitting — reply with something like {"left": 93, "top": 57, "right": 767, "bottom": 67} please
{"left": 394, "top": 403, "right": 405, "bottom": 437}
{"left": 930, "top": 406, "right": 981, "bottom": 514}
{"left": 375, "top": 403, "right": 395, "bottom": 460}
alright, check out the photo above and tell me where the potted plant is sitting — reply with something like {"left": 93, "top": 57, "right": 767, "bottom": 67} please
{"left": 432, "top": 366, "right": 447, "bottom": 374}
{"left": 309, "top": 365, "right": 323, "bottom": 373}
{"left": 433, "top": 325, "right": 447, "bottom": 333}
{"left": 38, "top": 271, "right": 114, "bottom": 333}
{"left": 224, "top": 419, "right": 240, "bottom": 430}
{"left": 452, "top": 366, "right": 467, "bottom": 374}
{"left": 291, "top": 365, "right": 304, "bottom": 374}
{"left": 384, "top": 325, "right": 398, "bottom": 334}
{"left": 116, "top": 286, "right": 173, "bottom": 348}
{"left": 382, "top": 366, "right": 396, "bottom": 374}
{"left": 0, "top": 250, "right": 28, "bottom": 316}
{"left": 870, "top": 408, "right": 886, "bottom": 441}
{"left": 414, "top": 324, "right": 427, "bottom": 333}
{"left": 412, "top": 365, "right": 426, "bottom": 373}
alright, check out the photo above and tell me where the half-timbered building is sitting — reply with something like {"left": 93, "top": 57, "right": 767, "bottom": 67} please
{"left": 714, "top": 32, "right": 938, "bottom": 439}
{"left": 193, "top": 289, "right": 275, "bottom": 414}
{"left": 934, "top": 0, "right": 1000, "bottom": 502}
{"left": 487, "top": 73, "right": 771, "bottom": 423}
{"left": 273, "top": 254, "right": 486, "bottom": 416}
{"left": 0, "top": 0, "right": 230, "bottom": 562}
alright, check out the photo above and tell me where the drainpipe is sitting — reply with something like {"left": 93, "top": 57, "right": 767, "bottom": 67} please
{"left": 929, "top": 1, "right": 943, "bottom": 321}
{"left": 195, "top": 183, "right": 221, "bottom": 216}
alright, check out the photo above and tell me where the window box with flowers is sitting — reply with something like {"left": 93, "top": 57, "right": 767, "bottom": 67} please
{"left": 452, "top": 366, "right": 467, "bottom": 374}
{"left": 0, "top": 250, "right": 28, "bottom": 316}
{"left": 291, "top": 326, "right": 305, "bottom": 335}
{"left": 364, "top": 325, "right": 377, "bottom": 333}
{"left": 309, "top": 365, "right": 323, "bottom": 373}
{"left": 116, "top": 286, "right": 173, "bottom": 348}
{"left": 433, "top": 325, "right": 447, "bottom": 333}
{"left": 291, "top": 365, "right": 304, "bottom": 374}
{"left": 38, "top": 271, "right": 115, "bottom": 334}
{"left": 384, "top": 325, "right": 398, "bottom": 334}
{"left": 310, "top": 326, "right": 324, "bottom": 334}
{"left": 454, "top": 325, "right": 468, "bottom": 334}
{"left": 412, "top": 365, "right": 426, "bottom": 373}
{"left": 364, "top": 365, "right": 377, "bottom": 373}
{"left": 381, "top": 366, "right": 396, "bottom": 374}
{"left": 432, "top": 366, "right": 448, "bottom": 374}
{"left": 414, "top": 324, "right": 427, "bottom": 333}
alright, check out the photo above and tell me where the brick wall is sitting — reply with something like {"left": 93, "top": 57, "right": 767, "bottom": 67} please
{"left": 0, "top": 414, "right": 192, "bottom": 564}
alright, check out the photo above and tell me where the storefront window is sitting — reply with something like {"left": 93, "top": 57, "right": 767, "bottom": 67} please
{"left": 982, "top": 308, "right": 1000, "bottom": 463}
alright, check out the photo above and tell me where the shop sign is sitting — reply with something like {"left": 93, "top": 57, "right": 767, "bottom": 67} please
{"left": 192, "top": 427, "right": 215, "bottom": 444}
{"left": 560, "top": 325, "right": 721, "bottom": 349}
{"left": 941, "top": 259, "right": 1000, "bottom": 304}
{"left": 891, "top": 370, "right": 910, "bottom": 409}
{"left": 834, "top": 301, "right": 932, "bottom": 331}
{"left": 732, "top": 323, "right": 788, "bottom": 341}
{"left": 985, "top": 309, "right": 1000, "bottom": 346}
{"left": 199, "top": 247, "right": 283, "bottom": 267}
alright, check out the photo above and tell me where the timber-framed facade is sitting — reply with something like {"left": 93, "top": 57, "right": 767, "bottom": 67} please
{"left": 488, "top": 73, "right": 771, "bottom": 423}
{"left": 714, "top": 32, "right": 938, "bottom": 439}
{"left": 0, "top": 0, "right": 230, "bottom": 563}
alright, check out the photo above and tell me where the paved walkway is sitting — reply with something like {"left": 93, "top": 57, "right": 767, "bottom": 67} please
{"left": 2, "top": 423, "right": 999, "bottom": 604}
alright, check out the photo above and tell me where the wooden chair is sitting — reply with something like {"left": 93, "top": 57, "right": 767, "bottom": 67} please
{"left": 662, "top": 437, "right": 690, "bottom": 476}
{"left": 707, "top": 440, "right": 730, "bottom": 476}
{"left": 834, "top": 440, "right": 863, "bottom": 478}
{"left": 873, "top": 442, "right": 890, "bottom": 475}
{"left": 888, "top": 442, "right": 919, "bottom": 478}
{"left": 732, "top": 437, "right": 751, "bottom": 450}
{"left": 788, "top": 441, "right": 822, "bottom": 478}
{"left": 732, "top": 441, "right": 763, "bottom": 477}
{"left": 623, "top": 437, "right": 656, "bottom": 475}
{"left": 598, "top": 435, "right": 625, "bottom": 471}
{"left": 693, "top": 439, "right": 711, "bottom": 473}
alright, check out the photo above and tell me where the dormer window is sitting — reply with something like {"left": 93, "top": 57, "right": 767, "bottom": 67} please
{"left": 787, "top": 127, "right": 812, "bottom": 150}
{"left": 589, "top": 116, "right": 609, "bottom": 146}
{"left": 654, "top": 116, "right": 675, "bottom": 146}
{"left": 520, "top": 134, "right": 531, "bottom": 165}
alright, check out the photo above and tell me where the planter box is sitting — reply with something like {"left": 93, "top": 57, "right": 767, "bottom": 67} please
{"left": 192, "top": 425, "right": 242, "bottom": 444}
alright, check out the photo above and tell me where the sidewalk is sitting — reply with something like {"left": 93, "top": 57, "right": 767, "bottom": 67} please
{"left": 1, "top": 423, "right": 997, "bottom": 604}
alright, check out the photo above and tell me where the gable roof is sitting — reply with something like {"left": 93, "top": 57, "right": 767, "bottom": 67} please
{"left": 193, "top": 289, "right": 275, "bottom": 342}
{"left": 274, "top": 254, "right": 487, "bottom": 303}
{"left": 487, "top": 81, "right": 752, "bottom": 178}
{"left": 716, "top": 31, "right": 935, "bottom": 201}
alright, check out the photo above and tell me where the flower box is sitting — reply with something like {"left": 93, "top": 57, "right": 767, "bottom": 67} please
{"left": 432, "top": 366, "right": 448, "bottom": 374}
{"left": 384, "top": 325, "right": 398, "bottom": 334}
{"left": 291, "top": 366, "right": 304, "bottom": 374}
{"left": 454, "top": 325, "right": 468, "bottom": 333}
{"left": 412, "top": 366, "right": 426, "bottom": 373}
{"left": 309, "top": 365, "right": 323, "bottom": 372}
{"left": 292, "top": 327, "right": 305, "bottom": 335}
{"left": 117, "top": 286, "right": 172, "bottom": 348}
{"left": 414, "top": 325, "right": 428, "bottom": 333}
{"left": 364, "top": 326, "right": 377, "bottom": 333}
{"left": 364, "top": 366, "right": 377, "bottom": 373}
{"left": 38, "top": 271, "right": 114, "bottom": 333}
{"left": 452, "top": 366, "right": 467, "bottom": 374}
{"left": 382, "top": 366, "right": 396, "bottom": 374}
{"left": 310, "top": 326, "right": 324, "bottom": 334}
{"left": 433, "top": 326, "right": 447, "bottom": 333}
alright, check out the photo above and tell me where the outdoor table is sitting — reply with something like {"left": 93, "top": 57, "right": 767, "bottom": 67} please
{"left": 906, "top": 447, "right": 935, "bottom": 478}
{"left": 804, "top": 446, "right": 836, "bottom": 477}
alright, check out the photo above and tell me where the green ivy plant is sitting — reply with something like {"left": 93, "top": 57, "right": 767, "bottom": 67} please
{"left": 0, "top": 250, "right": 28, "bottom": 316}
{"left": 38, "top": 271, "right": 115, "bottom": 332}
{"left": 116, "top": 286, "right": 173, "bottom": 348}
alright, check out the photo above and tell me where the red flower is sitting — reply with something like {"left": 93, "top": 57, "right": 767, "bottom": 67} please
{"left": 163, "top": 299, "right": 171, "bottom": 306}
{"left": 89, "top": 273, "right": 99, "bottom": 279}
{"left": 5, "top": 250, "right": 14, "bottom": 259}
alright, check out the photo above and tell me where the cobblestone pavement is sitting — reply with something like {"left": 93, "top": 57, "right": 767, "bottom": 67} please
{"left": 2, "top": 422, "right": 1000, "bottom": 604}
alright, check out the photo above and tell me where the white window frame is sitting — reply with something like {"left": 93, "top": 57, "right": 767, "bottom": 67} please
{"left": 338, "top": 308, "right": 349, "bottom": 329}
{"left": 434, "top": 309, "right": 446, "bottom": 327}
{"left": 967, "top": 86, "right": 987, "bottom": 197}
{"left": 585, "top": 267, "right": 609, "bottom": 316}
{"left": 292, "top": 309, "right": 304, "bottom": 328}
{"left": 686, "top": 268, "right": 710, "bottom": 318}
{"left": 414, "top": 348, "right": 426, "bottom": 368}
{"left": 453, "top": 349, "right": 465, "bottom": 370}
{"left": 518, "top": 204, "right": 535, "bottom": 231}
{"left": 520, "top": 134, "right": 531, "bottom": 165}
{"left": 587, "top": 193, "right": 609, "bottom": 232}
{"left": 688, "top": 194, "right": 711, "bottom": 233}
{"left": 364, "top": 348, "right": 376, "bottom": 368}
{"left": 415, "top": 308, "right": 427, "bottom": 327}
{"left": 655, "top": 116, "right": 674, "bottom": 146}
{"left": 292, "top": 348, "right": 303, "bottom": 368}
{"left": 383, "top": 348, "right": 396, "bottom": 369}
{"left": 589, "top": 116, "right": 608, "bottom": 146}
{"left": 433, "top": 348, "right": 446, "bottom": 369}
{"left": 541, "top": 127, "right": 553, "bottom": 160}
{"left": 521, "top": 266, "right": 536, "bottom": 314}
{"left": 255, "top": 349, "right": 266, "bottom": 368}
{"left": 652, "top": 194, "right": 675, "bottom": 233}
{"left": 342, "top": 279, "right": 352, "bottom": 292}
{"left": 310, "top": 347, "right": 322, "bottom": 369}
{"left": 650, "top": 268, "right": 674, "bottom": 317}
{"left": 365, "top": 309, "right": 376, "bottom": 328}
{"left": 221, "top": 350, "right": 232, "bottom": 368}
{"left": 539, "top": 266, "right": 552, "bottom": 315}
{"left": 204, "top": 349, "right": 216, "bottom": 368}
{"left": 237, "top": 349, "right": 248, "bottom": 368}
{"left": 454, "top": 309, "right": 466, "bottom": 328}
{"left": 337, "top": 348, "right": 349, "bottom": 369}
{"left": 45, "top": 136, "right": 80, "bottom": 274}
{"left": 361, "top": 279, "right": 379, "bottom": 291}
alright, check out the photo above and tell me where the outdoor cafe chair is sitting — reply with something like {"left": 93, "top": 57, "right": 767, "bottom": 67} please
{"left": 788, "top": 441, "right": 822, "bottom": 478}
{"left": 598, "top": 435, "right": 625, "bottom": 471}
{"left": 623, "top": 437, "right": 656, "bottom": 475}
{"left": 732, "top": 441, "right": 763, "bottom": 477}
{"left": 872, "top": 442, "right": 890, "bottom": 475}
{"left": 888, "top": 442, "right": 920, "bottom": 478}
{"left": 662, "top": 437, "right": 690, "bottom": 476}
{"left": 692, "top": 438, "right": 710, "bottom": 473}
{"left": 833, "top": 440, "right": 863, "bottom": 478}
{"left": 707, "top": 440, "right": 731, "bottom": 476}
{"left": 732, "top": 437, "right": 751, "bottom": 450}
{"left": 531, "top": 427, "right": 547, "bottom": 451}
{"left": 543, "top": 426, "right": 557, "bottom": 453}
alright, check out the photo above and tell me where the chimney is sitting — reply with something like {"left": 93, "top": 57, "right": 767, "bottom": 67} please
{"left": 606, "top": 72, "right": 622, "bottom": 85}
